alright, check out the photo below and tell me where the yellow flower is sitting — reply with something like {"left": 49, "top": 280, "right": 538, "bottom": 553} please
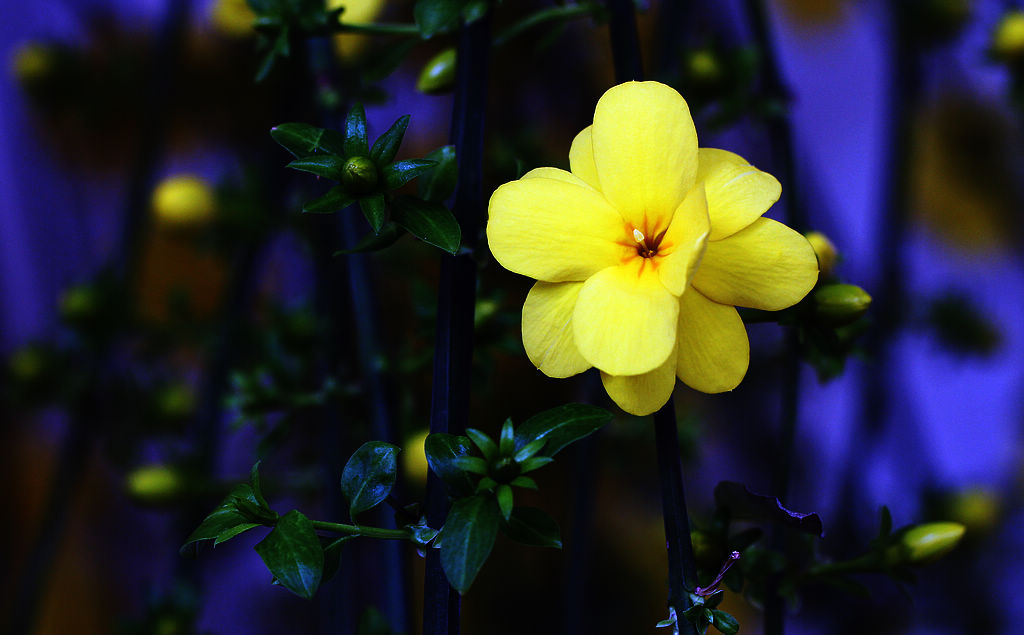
{"left": 151, "top": 174, "right": 216, "bottom": 227}
{"left": 486, "top": 81, "right": 817, "bottom": 416}
{"left": 328, "top": 0, "right": 388, "bottom": 61}
{"left": 993, "top": 10, "right": 1024, "bottom": 62}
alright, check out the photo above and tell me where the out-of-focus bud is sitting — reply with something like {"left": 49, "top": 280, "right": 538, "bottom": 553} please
{"left": 341, "top": 156, "right": 379, "bottom": 193}
{"left": 126, "top": 464, "right": 187, "bottom": 505}
{"left": 8, "top": 346, "right": 45, "bottom": 382}
{"left": 890, "top": 522, "right": 965, "bottom": 565}
{"left": 804, "top": 231, "right": 838, "bottom": 279}
{"left": 152, "top": 175, "right": 217, "bottom": 228}
{"left": 417, "top": 48, "right": 457, "bottom": 95}
{"left": 12, "top": 41, "right": 54, "bottom": 85}
{"left": 813, "top": 283, "right": 871, "bottom": 326}
{"left": 685, "top": 48, "right": 724, "bottom": 85}
{"left": 993, "top": 10, "right": 1024, "bottom": 63}
{"left": 945, "top": 488, "right": 1001, "bottom": 534}
{"left": 59, "top": 284, "right": 99, "bottom": 323}
{"left": 403, "top": 428, "right": 430, "bottom": 486}
{"left": 156, "top": 383, "right": 196, "bottom": 421}
{"left": 209, "top": 0, "right": 255, "bottom": 38}
{"left": 328, "top": 0, "right": 387, "bottom": 61}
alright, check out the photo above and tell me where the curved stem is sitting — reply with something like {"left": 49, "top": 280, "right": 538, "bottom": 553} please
{"left": 311, "top": 520, "right": 412, "bottom": 541}
{"left": 331, "top": 21, "right": 421, "bottom": 36}
{"left": 493, "top": 3, "right": 598, "bottom": 48}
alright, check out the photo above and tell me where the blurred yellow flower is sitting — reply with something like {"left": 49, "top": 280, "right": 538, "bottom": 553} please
{"left": 209, "top": 0, "right": 256, "bottom": 38}
{"left": 11, "top": 41, "right": 53, "bottom": 84}
{"left": 151, "top": 174, "right": 216, "bottom": 227}
{"left": 487, "top": 81, "right": 817, "bottom": 415}
{"left": 993, "top": 10, "right": 1024, "bottom": 61}
{"left": 328, "top": 0, "right": 388, "bottom": 60}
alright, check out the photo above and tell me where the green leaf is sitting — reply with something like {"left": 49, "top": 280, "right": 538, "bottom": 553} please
{"left": 322, "top": 535, "right": 356, "bottom": 583}
{"left": 304, "top": 184, "right": 355, "bottom": 214}
{"left": 475, "top": 476, "right": 497, "bottom": 492}
{"left": 509, "top": 476, "right": 537, "bottom": 490}
{"left": 390, "top": 195, "right": 461, "bottom": 254}
{"left": 344, "top": 103, "right": 369, "bottom": 157}
{"left": 424, "top": 433, "right": 476, "bottom": 497}
{"left": 465, "top": 428, "right": 497, "bottom": 461}
{"left": 250, "top": 461, "right": 271, "bottom": 511}
{"left": 498, "top": 418, "right": 515, "bottom": 456}
{"left": 333, "top": 222, "right": 403, "bottom": 255}
{"left": 514, "top": 403, "right": 612, "bottom": 457}
{"left": 358, "top": 193, "right": 388, "bottom": 233}
{"left": 512, "top": 438, "right": 545, "bottom": 463}
{"left": 518, "top": 456, "right": 553, "bottom": 474}
{"left": 254, "top": 510, "right": 324, "bottom": 599}
{"left": 711, "top": 610, "right": 739, "bottom": 635}
{"left": 704, "top": 589, "right": 725, "bottom": 610}
{"left": 340, "top": 441, "right": 400, "bottom": 517}
{"left": 496, "top": 484, "right": 513, "bottom": 521}
{"left": 287, "top": 156, "right": 346, "bottom": 180}
{"left": 215, "top": 522, "right": 262, "bottom": 545}
{"left": 417, "top": 145, "right": 457, "bottom": 203}
{"left": 461, "top": 0, "right": 488, "bottom": 23}
{"left": 655, "top": 617, "right": 677, "bottom": 628}
{"left": 383, "top": 159, "right": 437, "bottom": 191}
{"left": 440, "top": 494, "right": 500, "bottom": 593}
{"left": 414, "top": 0, "right": 465, "bottom": 38}
{"left": 370, "top": 115, "right": 410, "bottom": 165}
{"left": 271, "top": 123, "right": 325, "bottom": 158}
{"left": 180, "top": 484, "right": 266, "bottom": 554}
{"left": 408, "top": 524, "right": 440, "bottom": 547}
{"left": 452, "top": 455, "right": 489, "bottom": 475}
{"left": 502, "top": 507, "right": 561, "bottom": 549}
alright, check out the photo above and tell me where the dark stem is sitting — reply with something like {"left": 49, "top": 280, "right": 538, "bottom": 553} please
{"left": 654, "top": 399, "right": 699, "bottom": 634}
{"left": 423, "top": 13, "right": 491, "bottom": 635}
{"left": 605, "top": 0, "right": 644, "bottom": 81}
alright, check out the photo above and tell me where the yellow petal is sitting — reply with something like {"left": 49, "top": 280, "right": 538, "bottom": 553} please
{"left": 487, "top": 177, "right": 632, "bottom": 282}
{"left": 692, "top": 218, "right": 818, "bottom": 310}
{"left": 656, "top": 186, "right": 709, "bottom": 296}
{"left": 573, "top": 259, "right": 678, "bottom": 376}
{"left": 522, "top": 281, "right": 591, "bottom": 378}
{"left": 698, "top": 148, "right": 782, "bottom": 241}
{"left": 569, "top": 126, "right": 601, "bottom": 190}
{"left": 591, "top": 81, "right": 699, "bottom": 230}
{"left": 600, "top": 347, "right": 677, "bottom": 416}
{"left": 521, "top": 166, "right": 591, "bottom": 187}
{"left": 676, "top": 288, "right": 749, "bottom": 393}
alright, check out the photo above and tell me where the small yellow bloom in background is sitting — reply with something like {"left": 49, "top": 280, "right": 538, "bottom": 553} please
{"left": 804, "top": 231, "right": 838, "bottom": 278}
{"left": 151, "top": 174, "right": 217, "bottom": 228}
{"left": 328, "top": 0, "right": 389, "bottom": 61}
{"left": 11, "top": 41, "right": 54, "bottom": 84}
{"left": 209, "top": 0, "right": 256, "bottom": 38}
{"left": 402, "top": 428, "right": 430, "bottom": 486}
{"left": 993, "top": 10, "right": 1024, "bottom": 62}
{"left": 487, "top": 81, "right": 818, "bottom": 416}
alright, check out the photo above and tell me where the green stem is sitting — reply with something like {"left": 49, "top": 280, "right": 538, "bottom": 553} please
{"left": 331, "top": 21, "right": 421, "bottom": 36}
{"left": 310, "top": 520, "right": 412, "bottom": 541}
{"left": 492, "top": 3, "right": 599, "bottom": 48}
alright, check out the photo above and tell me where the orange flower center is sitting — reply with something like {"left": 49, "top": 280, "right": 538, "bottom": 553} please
{"left": 632, "top": 227, "right": 666, "bottom": 258}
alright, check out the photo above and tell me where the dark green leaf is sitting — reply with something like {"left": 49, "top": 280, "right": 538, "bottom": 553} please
{"left": 254, "top": 510, "right": 323, "bottom": 599}
{"left": 344, "top": 103, "right": 369, "bottom": 157}
{"left": 498, "top": 418, "right": 514, "bottom": 456}
{"left": 713, "top": 481, "right": 824, "bottom": 537}
{"left": 475, "top": 476, "right": 497, "bottom": 492}
{"left": 418, "top": 145, "right": 457, "bottom": 203}
{"left": 440, "top": 495, "right": 500, "bottom": 594}
{"left": 322, "top": 535, "right": 356, "bottom": 583}
{"left": 424, "top": 433, "right": 476, "bottom": 497}
{"left": 390, "top": 195, "right": 461, "bottom": 254}
{"left": 514, "top": 403, "right": 612, "bottom": 456}
{"left": 370, "top": 115, "right": 410, "bottom": 165}
{"left": 465, "top": 428, "right": 497, "bottom": 461}
{"left": 408, "top": 524, "right": 440, "bottom": 547}
{"left": 216, "top": 522, "right": 262, "bottom": 545}
{"left": 270, "top": 123, "right": 325, "bottom": 158}
{"left": 304, "top": 185, "right": 355, "bottom": 214}
{"left": 180, "top": 484, "right": 266, "bottom": 554}
{"left": 502, "top": 507, "right": 561, "bottom": 548}
{"left": 513, "top": 438, "right": 545, "bottom": 463}
{"left": 704, "top": 589, "right": 725, "bottom": 610}
{"left": 250, "top": 461, "right": 271, "bottom": 511}
{"left": 509, "top": 476, "right": 537, "bottom": 490}
{"left": 496, "top": 484, "right": 513, "bottom": 521}
{"left": 359, "top": 194, "right": 388, "bottom": 234}
{"left": 340, "top": 441, "right": 401, "bottom": 517}
{"left": 383, "top": 159, "right": 437, "bottom": 191}
{"left": 711, "top": 610, "right": 739, "bottom": 635}
{"left": 287, "top": 156, "right": 346, "bottom": 180}
{"left": 414, "top": 0, "right": 465, "bottom": 38}
{"left": 655, "top": 617, "right": 677, "bottom": 628}
{"left": 518, "top": 456, "right": 553, "bottom": 473}
{"left": 333, "top": 222, "right": 403, "bottom": 255}
{"left": 452, "top": 455, "right": 489, "bottom": 475}
{"left": 461, "top": 0, "right": 488, "bottom": 23}
{"left": 363, "top": 39, "right": 419, "bottom": 83}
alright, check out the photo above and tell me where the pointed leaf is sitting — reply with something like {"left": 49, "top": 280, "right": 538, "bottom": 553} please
{"left": 254, "top": 510, "right": 323, "bottom": 599}
{"left": 181, "top": 484, "right": 266, "bottom": 554}
{"left": 334, "top": 222, "right": 403, "bottom": 255}
{"left": 383, "top": 159, "right": 437, "bottom": 191}
{"left": 465, "top": 428, "right": 497, "bottom": 461}
{"left": 499, "top": 418, "right": 515, "bottom": 456}
{"left": 424, "top": 433, "right": 476, "bottom": 497}
{"left": 514, "top": 404, "right": 612, "bottom": 457}
{"left": 502, "top": 507, "right": 561, "bottom": 549}
{"left": 370, "top": 115, "right": 410, "bottom": 165}
{"left": 513, "top": 438, "right": 545, "bottom": 463}
{"left": 418, "top": 145, "right": 458, "bottom": 203}
{"left": 518, "top": 456, "right": 553, "bottom": 474}
{"left": 340, "top": 441, "right": 401, "bottom": 517}
{"left": 713, "top": 481, "right": 824, "bottom": 537}
{"left": 321, "top": 535, "right": 356, "bottom": 583}
{"left": 414, "top": 0, "right": 465, "bottom": 38}
{"left": 271, "top": 123, "right": 325, "bottom": 158}
{"left": 452, "top": 455, "right": 489, "bottom": 475}
{"left": 344, "top": 103, "right": 369, "bottom": 157}
{"left": 390, "top": 195, "right": 461, "bottom": 254}
{"left": 304, "top": 185, "right": 355, "bottom": 214}
{"left": 496, "top": 484, "right": 513, "bottom": 521}
{"left": 358, "top": 193, "right": 388, "bottom": 234}
{"left": 711, "top": 610, "right": 739, "bottom": 635}
{"left": 440, "top": 494, "right": 500, "bottom": 593}
{"left": 250, "top": 461, "right": 270, "bottom": 511}
{"left": 287, "top": 156, "right": 346, "bottom": 180}
{"left": 509, "top": 476, "right": 537, "bottom": 490}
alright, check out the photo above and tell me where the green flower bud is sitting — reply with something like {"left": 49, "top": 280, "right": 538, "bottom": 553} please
{"left": 417, "top": 48, "right": 456, "bottom": 95}
{"left": 125, "top": 464, "right": 186, "bottom": 505}
{"left": 993, "top": 10, "right": 1024, "bottom": 63}
{"left": 8, "top": 346, "right": 45, "bottom": 382}
{"left": 59, "top": 284, "right": 98, "bottom": 323}
{"left": 341, "top": 156, "right": 379, "bottom": 194}
{"left": 894, "top": 522, "right": 965, "bottom": 565}
{"left": 813, "top": 283, "right": 871, "bottom": 326}
{"left": 804, "top": 231, "right": 838, "bottom": 279}
{"left": 156, "top": 383, "right": 196, "bottom": 420}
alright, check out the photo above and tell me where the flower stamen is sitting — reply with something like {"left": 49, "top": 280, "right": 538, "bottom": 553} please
{"left": 633, "top": 227, "right": 659, "bottom": 258}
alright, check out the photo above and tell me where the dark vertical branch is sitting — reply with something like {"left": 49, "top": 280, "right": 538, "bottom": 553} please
{"left": 6, "top": 3, "right": 193, "bottom": 635}
{"left": 423, "top": 14, "right": 491, "bottom": 635}
{"left": 606, "top": 0, "right": 644, "bottom": 82}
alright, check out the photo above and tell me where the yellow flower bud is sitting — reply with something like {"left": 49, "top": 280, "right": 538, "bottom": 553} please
{"left": 686, "top": 49, "right": 723, "bottom": 84}
{"left": 126, "top": 464, "right": 186, "bottom": 505}
{"left": 417, "top": 48, "right": 457, "bottom": 95}
{"left": 11, "top": 41, "right": 54, "bottom": 85}
{"left": 945, "top": 488, "right": 1000, "bottom": 534}
{"left": 341, "top": 156, "right": 379, "bottom": 193}
{"left": 403, "top": 428, "right": 430, "bottom": 486}
{"left": 804, "top": 231, "right": 838, "bottom": 279}
{"left": 993, "top": 10, "right": 1024, "bottom": 62}
{"left": 897, "top": 522, "right": 965, "bottom": 564}
{"left": 813, "top": 283, "right": 871, "bottom": 326}
{"left": 209, "top": 0, "right": 256, "bottom": 38}
{"left": 151, "top": 175, "right": 217, "bottom": 228}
